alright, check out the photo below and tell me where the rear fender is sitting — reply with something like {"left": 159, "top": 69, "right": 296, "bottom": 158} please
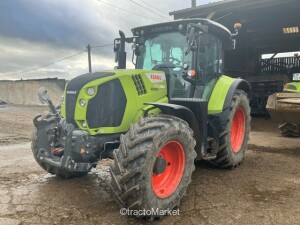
{"left": 208, "top": 75, "right": 252, "bottom": 114}
{"left": 223, "top": 79, "right": 252, "bottom": 111}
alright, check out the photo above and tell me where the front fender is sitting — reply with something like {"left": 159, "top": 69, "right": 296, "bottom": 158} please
{"left": 144, "top": 102, "right": 199, "bottom": 132}
{"left": 144, "top": 100, "right": 207, "bottom": 158}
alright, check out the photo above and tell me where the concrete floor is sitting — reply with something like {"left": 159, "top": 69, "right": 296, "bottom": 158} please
{"left": 0, "top": 105, "right": 299, "bottom": 225}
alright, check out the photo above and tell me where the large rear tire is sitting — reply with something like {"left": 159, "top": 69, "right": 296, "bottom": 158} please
{"left": 109, "top": 115, "right": 196, "bottom": 220}
{"left": 211, "top": 90, "right": 251, "bottom": 168}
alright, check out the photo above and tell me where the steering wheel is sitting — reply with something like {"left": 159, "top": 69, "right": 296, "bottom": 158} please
{"left": 163, "top": 57, "right": 181, "bottom": 65}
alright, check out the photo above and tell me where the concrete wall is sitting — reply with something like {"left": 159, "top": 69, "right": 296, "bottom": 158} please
{"left": 0, "top": 78, "right": 65, "bottom": 105}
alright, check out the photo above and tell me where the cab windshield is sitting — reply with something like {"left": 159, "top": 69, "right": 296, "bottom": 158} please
{"left": 137, "top": 32, "right": 192, "bottom": 70}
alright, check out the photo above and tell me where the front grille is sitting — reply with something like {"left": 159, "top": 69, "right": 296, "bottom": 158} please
{"left": 132, "top": 74, "right": 147, "bottom": 95}
{"left": 65, "top": 72, "right": 115, "bottom": 127}
{"left": 86, "top": 79, "right": 127, "bottom": 129}
{"left": 65, "top": 93, "right": 78, "bottom": 127}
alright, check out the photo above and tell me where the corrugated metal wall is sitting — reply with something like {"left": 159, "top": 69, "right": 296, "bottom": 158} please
{"left": 261, "top": 56, "right": 300, "bottom": 75}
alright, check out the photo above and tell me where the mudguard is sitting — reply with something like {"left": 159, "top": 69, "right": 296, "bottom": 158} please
{"left": 223, "top": 78, "right": 252, "bottom": 111}
{"left": 144, "top": 102, "right": 200, "bottom": 135}
{"left": 208, "top": 75, "right": 252, "bottom": 114}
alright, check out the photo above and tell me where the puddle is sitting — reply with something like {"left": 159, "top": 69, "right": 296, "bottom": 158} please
{"left": 27, "top": 173, "right": 55, "bottom": 183}
{"left": 246, "top": 181, "right": 293, "bottom": 203}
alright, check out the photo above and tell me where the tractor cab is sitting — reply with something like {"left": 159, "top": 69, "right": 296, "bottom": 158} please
{"left": 114, "top": 19, "right": 236, "bottom": 100}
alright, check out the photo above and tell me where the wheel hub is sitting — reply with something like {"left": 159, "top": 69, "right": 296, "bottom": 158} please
{"left": 153, "top": 157, "right": 167, "bottom": 174}
{"left": 152, "top": 141, "right": 185, "bottom": 198}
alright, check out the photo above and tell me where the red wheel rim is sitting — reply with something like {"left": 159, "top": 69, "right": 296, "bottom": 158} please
{"left": 231, "top": 108, "right": 246, "bottom": 153}
{"left": 152, "top": 141, "right": 185, "bottom": 198}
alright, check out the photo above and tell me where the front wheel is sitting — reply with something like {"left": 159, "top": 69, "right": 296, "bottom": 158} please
{"left": 211, "top": 90, "right": 251, "bottom": 168}
{"left": 109, "top": 115, "right": 196, "bottom": 220}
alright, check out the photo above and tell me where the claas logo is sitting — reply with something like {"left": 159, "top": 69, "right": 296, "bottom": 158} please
{"left": 151, "top": 74, "right": 161, "bottom": 80}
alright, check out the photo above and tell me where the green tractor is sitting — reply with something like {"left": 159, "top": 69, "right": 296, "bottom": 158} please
{"left": 32, "top": 19, "right": 252, "bottom": 219}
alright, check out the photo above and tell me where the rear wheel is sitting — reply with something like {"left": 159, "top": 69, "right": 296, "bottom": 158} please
{"left": 109, "top": 115, "right": 196, "bottom": 220}
{"left": 212, "top": 90, "right": 251, "bottom": 168}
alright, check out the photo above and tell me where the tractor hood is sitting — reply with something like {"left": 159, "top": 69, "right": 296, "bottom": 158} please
{"left": 64, "top": 72, "right": 116, "bottom": 128}
{"left": 60, "top": 69, "right": 168, "bottom": 135}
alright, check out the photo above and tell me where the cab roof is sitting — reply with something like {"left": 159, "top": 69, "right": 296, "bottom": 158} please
{"left": 131, "top": 19, "right": 232, "bottom": 43}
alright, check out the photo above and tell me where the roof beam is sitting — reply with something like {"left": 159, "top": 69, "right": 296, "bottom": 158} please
{"left": 170, "top": 0, "right": 297, "bottom": 20}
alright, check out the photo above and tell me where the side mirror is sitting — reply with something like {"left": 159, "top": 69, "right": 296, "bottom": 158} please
{"left": 185, "top": 27, "right": 196, "bottom": 55}
{"left": 185, "top": 23, "right": 207, "bottom": 55}
{"left": 37, "top": 87, "right": 60, "bottom": 118}
{"left": 38, "top": 87, "right": 48, "bottom": 104}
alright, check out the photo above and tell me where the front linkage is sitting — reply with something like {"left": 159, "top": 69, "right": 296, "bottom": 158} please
{"left": 32, "top": 87, "right": 99, "bottom": 177}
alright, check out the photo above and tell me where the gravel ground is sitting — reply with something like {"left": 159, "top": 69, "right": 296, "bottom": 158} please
{"left": 0, "top": 105, "right": 299, "bottom": 225}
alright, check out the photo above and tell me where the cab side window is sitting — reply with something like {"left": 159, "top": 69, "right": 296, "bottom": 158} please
{"left": 198, "top": 34, "right": 223, "bottom": 76}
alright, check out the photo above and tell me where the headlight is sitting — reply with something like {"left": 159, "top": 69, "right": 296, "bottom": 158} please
{"left": 82, "top": 121, "right": 87, "bottom": 128}
{"left": 87, "top": 87, "right": 95, "bottom": 96}
{"left": 79, "top": 99, "right": 86, "bottom": 107}
{"left": 61, "top": 96, "right": 64, "bottom": 105}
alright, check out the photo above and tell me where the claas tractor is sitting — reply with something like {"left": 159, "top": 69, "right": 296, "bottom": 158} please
{"left": 32, "top": 19, "right": 252, "bottom": 220}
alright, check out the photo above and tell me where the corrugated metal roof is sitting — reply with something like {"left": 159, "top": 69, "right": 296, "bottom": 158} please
{"left": 198, "top": 0, "right": 232, "bottom": 7}
{"left": 170, "top": 0, "right": 238, "bottom": 16}
{"left": 169, "top": 0, "right": 300, "bottom": 54}
{"left": 170, "top": 0, "right": 286, "bottom": 18}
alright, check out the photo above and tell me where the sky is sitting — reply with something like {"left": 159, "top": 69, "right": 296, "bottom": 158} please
{"left": 0, "top": 0, "right": 220, "bottom": 80}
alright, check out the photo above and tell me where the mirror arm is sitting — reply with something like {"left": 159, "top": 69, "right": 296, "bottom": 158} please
{"left": 232, "top": 23, "right": 242, "bottom": 37}
{"left": 132, "top": 52, "right": 136, "bottom": 66}
{"left": 47, "top": 100, "right": 57, "bottom": 115}
{"left": 231, "top": 28, "right": 239, "bottom": 37}
{"left": 114, "top": 31, "right": 139, "bottom": 68}
{"left": 38, "top": 87, "right": 61, "bottom": 122}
